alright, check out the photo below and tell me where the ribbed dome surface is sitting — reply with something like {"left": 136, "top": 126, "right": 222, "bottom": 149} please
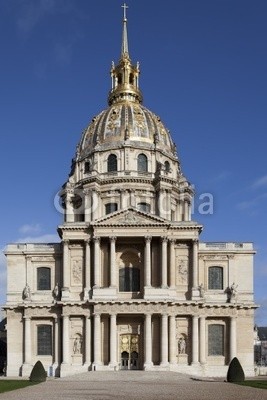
{"left": 79, "top": 102, "right": 175, "bottom": 159}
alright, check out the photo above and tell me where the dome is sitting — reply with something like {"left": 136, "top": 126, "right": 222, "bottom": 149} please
{"left": 79, "top": 102, "right": 176, "bottom": 159}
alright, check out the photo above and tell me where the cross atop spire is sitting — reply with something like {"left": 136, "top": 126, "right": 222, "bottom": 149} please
{"left": 122, "top": 3, "right": 128, "bottom": 21}
{"left": 121, "top": 3, "right": 129, "bottom": 58}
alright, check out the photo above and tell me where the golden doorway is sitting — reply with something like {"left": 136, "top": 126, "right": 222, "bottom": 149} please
{"left": 120, "top": 334, "right": 140, "bottom": 370}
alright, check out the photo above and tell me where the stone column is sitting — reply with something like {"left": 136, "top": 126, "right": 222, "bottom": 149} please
{"left": 199, "top": 316, "right": 206, "bottom": 365}
{"left": 24, "top": 317, "right": 31, "bottom": 364}
{"left": 53, "top": 318, "right": 59, "bottom": 366}
{"left": 62, "top": 315, "right": 70, "bottom": 364}
{"left": 192, "top": 240, "right": 199, "bottom": 290}
{"left": 169, "top": 239, "right": 176, "bottom": 288}
{"left": 158, "top": 189, "right": 165, "bottom": 218}
{"left": 109, "top": 237, "right": 117, "bottom": 287}
{"left": 93, "top": 313, "right": 102, "bottom": 368}
{"left": 144, "top": 236, "right": 152, "bottom": 287}
{"left": 191, "top": 315, "right": 199, "bottom": 364}
{"left": 169, "top": 315, "right": 177, "bottom": 364}
{"left": 63, "top": 240, "right": 70, "bottom": 290}
{"left": 93, "top": 237, "right": 101, "bottom": 288}
{"left": 84, "top": 240, "right": 91, "bottom": 299}
{"left": 160, "top": 313, "right": 169, "bottom": 366}
{"left": 184, "top": 200, "right": 189, "bottom": 222}
{"left": 109, "top": 314, "right": 117, "bottom": 368}
{"left": 230, "top": 317, "right": 237, "bottom": 361}
{"left": 129, "top": 189, "right": 136, "bottom": 207}
{"left": 84, "top": 189, "right": 92, "bottom": 223}
{"left": 92, "top": 190, "right": 100, "bottom": 221}
{"left": 144, "top": 313, "right": 153, "bottom": 368}
{"left": 85, "top": 316, "right": 91, "bottom": 366}
{"left": 161, "top": 237, "right": 168, "bottom": 288}
{"left": 120, "top": 189, "right": 127, "bottom": 209}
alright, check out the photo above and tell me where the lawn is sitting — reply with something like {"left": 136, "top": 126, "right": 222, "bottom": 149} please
{"left": 237, "top": 380, "right": 267, "bottom": 390}
{"left": 0, "top": 380, "right": 39, "bottom": 394}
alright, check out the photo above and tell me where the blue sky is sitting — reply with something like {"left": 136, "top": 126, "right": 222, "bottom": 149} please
{"left": 0, "top": 0, "right": 266, "bottom": 323}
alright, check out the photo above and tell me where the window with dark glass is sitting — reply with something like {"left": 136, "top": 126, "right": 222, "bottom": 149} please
{"left": 37, "top": 325, "right": 52, "bottom": 356}
{"left": 164, "top": 161, "right": 170, "bottom": 172}
{"left": 137, "top": 154, "right": 148, "bottom": 172}
{"left": 105, "top": 203, "right": 118, "bottom": 215}
{"left": 208, "top": 266, "right": 223, "bottom": 290}
{"left": 137, "top": 202, "right": 150, "bottom": 213}
{"left": 84, "top": 161, "right": 90, "bottom": 173}
{"left": 37, "top": 267, "right": 51, "bottom": 290}
{"left": 107, "top": 154, "right": 117, "bottom": 172}
{"left": 208, "top": 324, "right": 224, "bottom": 356}
{"left": 119, "top": 267, "right": 140, "bottom": 292}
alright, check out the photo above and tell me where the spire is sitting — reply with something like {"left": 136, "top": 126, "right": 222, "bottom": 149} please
{"left": 108, "top": 4, "right": 143, "bottom": 105}
{"left": 121, "top": 3, "right": 129, "bottom": 58}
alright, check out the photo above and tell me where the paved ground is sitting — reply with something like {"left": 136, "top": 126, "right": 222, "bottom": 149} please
{"left": 1, "top": 371, "right": 267, "bottom": 400}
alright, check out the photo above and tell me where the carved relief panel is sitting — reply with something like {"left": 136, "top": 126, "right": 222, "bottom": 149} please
{"left": 175, "top": 244, "right": 189, "bottom": 287}
{"left": 70, "top": 246, "right": 84, "bottom": 287}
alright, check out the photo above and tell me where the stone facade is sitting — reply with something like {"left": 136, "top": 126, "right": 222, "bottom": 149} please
{"left": 4, "top": 7, "right": 257, "bottom": 378}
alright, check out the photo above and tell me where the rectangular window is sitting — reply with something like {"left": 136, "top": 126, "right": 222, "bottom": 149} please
{"left": 208, "top": 324, "right": 224, "bottom": 356}
{"left": 37, "top": 267, "right": 51, "bottom": 290}
{"left": 208, "top": 266, "right": 223, "bottom": 290}
{"left": 37, "top": 325, "right": 52, "bottom": 356}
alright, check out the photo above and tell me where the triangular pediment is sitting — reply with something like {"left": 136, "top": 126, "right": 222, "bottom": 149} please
{"left": 93, "top": 207, "right": 168, "bottom": 227}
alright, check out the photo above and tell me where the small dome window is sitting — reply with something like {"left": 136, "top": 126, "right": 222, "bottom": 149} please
{"left": 107, "top": 154, "right": 117, "bottom": 172}
{"left": 137, "top": 154, "right": 148, "bottom": 172}
{"left": 105, "top": 203, "right": 118, "bottom": 215}
{"left": 137, "top": 203, "right": 150, "bottom": 213}
{"left": 164, "top": 161, "right": 170, "bottom": 173}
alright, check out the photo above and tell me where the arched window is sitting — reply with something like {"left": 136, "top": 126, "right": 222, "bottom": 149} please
{"left": 137, "top": 202, "right": 150, "bottom": 213}
{"left": 37, "top": 325, "right": 52, "bottom": 355}
{"left": 119, "top": 250, "right": 141, "bottom": 292}
{"left": 105, "top": 203, "right": 118, "bottom": 215}
{"left": 208, "top": 324, "right": 224, "bottom": 356}
{"left": 164, "top": 161, "right": 170, "bottom": 172}
{"left": 107, "top": 154, "right": 117, "bottom": 172}
{"left": 37, "top": 267, "right": 51, "bottom": 290}
{"left": 137, "top": 154, "right": 148, "bottom": 172}
{"left": 208, "top": 266, "right": 223, "bottom": 290}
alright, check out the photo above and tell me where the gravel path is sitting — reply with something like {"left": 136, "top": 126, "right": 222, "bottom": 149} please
{"left": 1, "top": 371, "right": 267, "bottom": 400}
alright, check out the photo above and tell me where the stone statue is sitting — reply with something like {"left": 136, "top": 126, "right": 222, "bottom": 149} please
{"left": 230, "top": 282, "right": 238, "bottom": 302}
{"left": 73, "top": 336, "right": 82, "bottom": 354}
{"left": 178, "top": 337, "right": 186, "bottom": 354}
{"left": 23, "top": 284, "right": 31, "bottom": 300}
{"left": 199, "top": 283, "right": 205, "bottom": 298}
{"left": 53, "top": 283, "right": 61, "bottom": 300}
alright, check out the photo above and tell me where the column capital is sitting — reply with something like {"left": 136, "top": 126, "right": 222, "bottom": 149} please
{"left": 93, "top": 236, "right": 101, "bottom": 243}
{"left": 161, "top": 236, "right": 168, "bottom": 243}
{"left": 109, "top": 236, "right": 117, "bottom": 242}
{"left": 145, "top": 236, "right": 152, "bottom": 243}
{"left": 84, "top": 238, "right": 91, "bottom": 244}
{"left": 169, "top": 238, "right": 176, "bottom": 244}
{"left": 192, "top": 239, "right": 199, "bottom": 245}
{"left": 110, "top": 312, "right": 117, "bottom": 317}
{"left": 83, "top": 188, "right": 92, "bottom": 195}
{"left": 23, "top": 316, "right": 31, "bottom": 321}
{"left": 63, "top": 239, "right": 70, "bottom": 245}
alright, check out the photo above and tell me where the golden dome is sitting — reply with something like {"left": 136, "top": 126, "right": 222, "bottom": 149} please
{"left": 77, "top": 4, "right": 177, "bottom": 160}
{"left": 79, "top": 102, "right": 176, "bottom": 159}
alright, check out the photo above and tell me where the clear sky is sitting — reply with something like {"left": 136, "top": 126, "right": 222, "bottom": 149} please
{"left": 0, "top": 0, "right": 266, "bottom": 324}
